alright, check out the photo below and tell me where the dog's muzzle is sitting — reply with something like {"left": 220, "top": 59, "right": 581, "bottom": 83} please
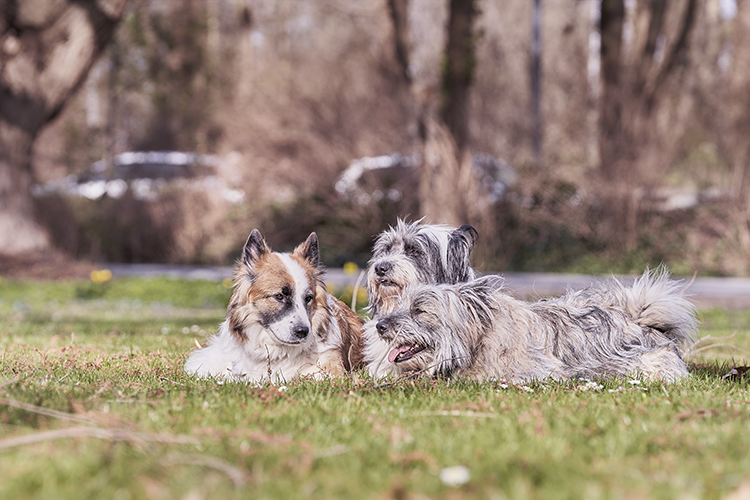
{"left": 374, "top": 261, "right": 392, "bottom": 277}
{"left": 376, "top": 319, "right": 393, "bottom": 341}
{"left": 373, "top": 260, "right": 400, "bottom": 289}
{"left": 292, "top": 324, "right": 309, "bottom": 340}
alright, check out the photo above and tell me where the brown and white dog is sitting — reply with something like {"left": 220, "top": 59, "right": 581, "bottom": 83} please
{"left": 184, "top": 229, "right": 364, "bottom": 383}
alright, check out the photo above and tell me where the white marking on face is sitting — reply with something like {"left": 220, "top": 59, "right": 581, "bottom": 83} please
{"left": 275, "top": 252, "right": 313, "bottom": 332}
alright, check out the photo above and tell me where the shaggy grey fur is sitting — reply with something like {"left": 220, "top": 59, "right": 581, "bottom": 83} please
{"left": 362, "top": 219, "right": 478, "bottom": 377}
{"left": 373, "top": 266, "right": 698, "bottom": 382}
{"left": 366, "top": 219, "right": 478, "bottom": 316}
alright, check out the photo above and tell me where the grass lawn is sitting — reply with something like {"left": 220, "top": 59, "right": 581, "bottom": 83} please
{"left": 1, "top": 276, "right": 750, "bottom": 499}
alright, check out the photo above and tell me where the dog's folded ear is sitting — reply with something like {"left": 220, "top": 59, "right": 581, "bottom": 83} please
{"left": 461, "top": 275, "right": 504, "bottom": 296}
{"left": 295, "top": 232, "right": 320, "bottom": 268}
{"left": 447, "top": 224, "right": 478, "bottom": 283}
{"left": 242, "top": 229, "right": 271, "bottom": 267}
{"left": 457, "top": 275, "right": 503, "bottom": 326}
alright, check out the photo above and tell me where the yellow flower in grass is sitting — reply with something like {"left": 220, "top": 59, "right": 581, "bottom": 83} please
{"left": 343, "top": 262, "right": 359, "bottom": 276}
{"left": 90, "top": 269, "right": 113, "bottom": 284}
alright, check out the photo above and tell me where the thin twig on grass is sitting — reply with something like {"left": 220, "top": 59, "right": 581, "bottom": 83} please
{"left": 159, "top": 377, "right": 185, "bottom": 386}
{"left": 693, "top": 331, "right": 750, "bottom": 357}
{"left": 0, "top": 377, "right": 20, "bottom": 390}
{"left": 0, "top": 398, "right": 96, "bottom": 425}
{"left": 164, "top": 453, "right": 246, "bottom": 488}
{"left": 693, "top": 343, "right": 750, "bottom": 355}
{"left": 351, "top": 270, "right": 365, "bottom": 312}
{"left": 697, "top": 332, "right": 738, "bottom": 344}
{"left": 373, "top": 355, "right": 470, "bottom": 389}
{"left": 0, "top": 426, "right": 199, "bottom": 451}
{"left": 681, "top": 271, "right": 698, "bottom": 294}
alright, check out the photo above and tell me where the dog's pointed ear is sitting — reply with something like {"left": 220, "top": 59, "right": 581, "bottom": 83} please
{"left": 242, "top": 229, "right": 271, "bottom": 268}
{"left": 447, "top": 224, "right": 478, "bottom": 283}
{"left": 294, "top": 232, "right": 320, "bottom": 268}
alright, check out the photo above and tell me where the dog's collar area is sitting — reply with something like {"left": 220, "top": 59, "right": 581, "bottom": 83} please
{"left": 388, "top": 344, "right": 426, "bottom": 363}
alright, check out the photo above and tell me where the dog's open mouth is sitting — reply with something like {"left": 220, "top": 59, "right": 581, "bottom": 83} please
{"left": 378, "top": 279, "right": 401, "bottom": 289}
{"left": 388, "top": 344, "right": 425, "bottom": 363}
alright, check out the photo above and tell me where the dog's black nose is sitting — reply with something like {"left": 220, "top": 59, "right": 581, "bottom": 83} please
{"left": 375, "top": 261, "right": 392, "bottom": 277}
{"left": 376, "top": 320, "right": 391, "bottom": 339}
{"left": 292, "top": 325, "right": 309, "bottom": 339}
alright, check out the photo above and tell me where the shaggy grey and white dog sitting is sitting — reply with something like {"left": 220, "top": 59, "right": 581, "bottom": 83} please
{"left": 371, "top": 267, "right": 698, "bottom": 382}
{"left": 361, "top": 219, "right": 478, "bottom": 376}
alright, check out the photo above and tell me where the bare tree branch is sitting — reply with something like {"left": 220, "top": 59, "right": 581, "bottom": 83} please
{"left": 645, "top": 0, "right": 697, "bottom": 113}
{"left": 386, "top": 0, "right": 411, "bottom": 85}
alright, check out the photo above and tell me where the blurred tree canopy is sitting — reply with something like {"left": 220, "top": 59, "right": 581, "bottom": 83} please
{"left": 0, "top": 0, "right": 126, "bottom": 255}
{"left": 5, "top": 0, "right": 750, "bottom": 275}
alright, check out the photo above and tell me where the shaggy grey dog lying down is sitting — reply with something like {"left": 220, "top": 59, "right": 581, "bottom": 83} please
{"left": 369, "top": 267, "right": 697, "bottom": 383}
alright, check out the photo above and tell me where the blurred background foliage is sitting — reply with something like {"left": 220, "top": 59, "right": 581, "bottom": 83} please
{"left": 14, "top": 0, "right": 750, "bottom": 275}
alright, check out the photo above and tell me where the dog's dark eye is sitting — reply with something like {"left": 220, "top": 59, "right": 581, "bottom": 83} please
{"left": 405, "top": 245, "right": 420, "bottom": 257}
{"left": 304, "top": 294, "right": 314, "bottom": 304}
{"left": 413, "top": 307, "right": 425, "bottom": 315}
{"left": 274, "top": 293, "right": 285, "bottom": 302}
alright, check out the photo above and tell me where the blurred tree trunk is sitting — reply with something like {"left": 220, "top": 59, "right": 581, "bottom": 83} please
{"left": 598, "top": 0, "right": 697, "bottom": 182}
{"left": 386, "top": 0, "right": 427, "bottom": 144}
{"left": 598, "top": 0, "right": 625, "bottom": 182}
{"left": 439, "top": 0, "right": 475, "bottom": 156}
{"left": 387, "top": 0, "right": 411, "bottom": 87}
{"left": 640, "top": 0, "right": 697, "bottom": 115}
{"left": 419, "top": 0, "right": 478, "bottom": 227}
{"left": 597, "top": 0, "right": 697, "bottom": 248}
{"left": 0, "top": 0, "right": 126, "bottom": 256}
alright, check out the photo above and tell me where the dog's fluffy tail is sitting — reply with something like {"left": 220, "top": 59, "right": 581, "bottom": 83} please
{"left": 617, "top": 266, "right": 698, "bottom": 352}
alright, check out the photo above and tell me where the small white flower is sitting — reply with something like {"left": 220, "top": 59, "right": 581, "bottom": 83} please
{"left": 521, "top": 386, "right": 534, "bottom": 393}
{"left": 278, "top": 385, "right": 288, "bottom": 392}
{"left": 628, "top": 379, "right": 641, "bottom": 385}
{"left": 578, "top": 381, "right": 603, "bottom": 391}
{"left": 440, "top": 465, "right": 470, "bottom": 487}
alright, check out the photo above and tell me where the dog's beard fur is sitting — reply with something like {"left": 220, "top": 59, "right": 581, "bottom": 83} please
{"left": 185, "top": 230, "right": 363, "bottom": 382}
{"left": 362, "top": 219, "right": 478, "bottom": 378}
{"left": 373, "top": 266, "right": 698, "bottom": 383}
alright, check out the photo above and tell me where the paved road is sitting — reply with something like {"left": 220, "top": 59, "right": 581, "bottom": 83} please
{"left": 105, "top": 264, "right": 750, "bottom": 310}
{"left": 501, "top": 272, "right": 750, "bottom": 310}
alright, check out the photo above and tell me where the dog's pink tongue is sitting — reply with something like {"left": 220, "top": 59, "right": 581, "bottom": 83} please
{"left": 388, "top": 345, "right": 411, "bottom": 363}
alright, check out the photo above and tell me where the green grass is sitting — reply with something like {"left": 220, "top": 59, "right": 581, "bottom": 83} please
{"left": 1, "top": 277, "right": 750, "bottom": 499}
